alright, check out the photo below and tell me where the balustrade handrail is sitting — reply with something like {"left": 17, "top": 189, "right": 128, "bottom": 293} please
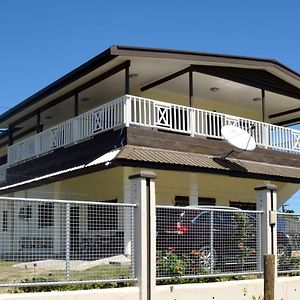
{"left": 127, "top": 95, "right": 300, "bottom": 153}
{"left": 6, "top": 94, "right": 300, "bottom": 167}
{"left": 7, "top": 96, "right": 126, "bottom": 166}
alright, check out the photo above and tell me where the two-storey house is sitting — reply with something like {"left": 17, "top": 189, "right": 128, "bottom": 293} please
{"left": 0, "top": 46, "right": 299, "bottom": 256}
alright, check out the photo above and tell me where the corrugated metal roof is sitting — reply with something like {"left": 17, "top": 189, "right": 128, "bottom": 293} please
{"left": 116, "top": 145, "right": 300, "bottom": 180}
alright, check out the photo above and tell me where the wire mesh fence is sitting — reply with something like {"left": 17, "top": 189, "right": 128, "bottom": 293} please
{"left": 277, "top": 212, "right": 300, "bottom": 274}
{"left": 156, "top": 206, "right": 263, "bottom": 279}
{"left": 0, "top": 197, "right": 136, "bottom": 287}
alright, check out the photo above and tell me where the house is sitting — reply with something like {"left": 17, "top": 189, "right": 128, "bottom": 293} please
{"left": 0, "top": 45, "right": 300, "bottom": 258}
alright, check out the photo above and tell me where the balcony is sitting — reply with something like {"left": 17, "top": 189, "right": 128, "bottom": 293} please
{"left": 7, "top": 95, "right": 300, "bottom": 167}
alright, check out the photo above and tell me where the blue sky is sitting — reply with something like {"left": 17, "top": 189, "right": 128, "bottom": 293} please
{"left": 0, "top": 0, "right": 300, "bottom": 210}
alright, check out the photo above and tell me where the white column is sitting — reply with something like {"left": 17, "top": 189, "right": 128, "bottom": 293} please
{"left": 53, "top": 182, "right": 62, "bottom": 254}
{"left": 129, "top": 170, "right": 156, "bottom": 300}
{"left": 255, "top": 184, "right": 277, "bottom": 273}
{"left": 123, "top": 168, "right": 132, "bottom": 257}
{"left": 189, "top": 173, "right": 198, "bottom": 206}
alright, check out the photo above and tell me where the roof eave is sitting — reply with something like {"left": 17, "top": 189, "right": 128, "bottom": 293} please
{"left": 0, "top": 46, "right": 116, "bottom": 124}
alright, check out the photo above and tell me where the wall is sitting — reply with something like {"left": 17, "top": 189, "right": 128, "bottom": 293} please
{"left": 10, "top": 167, "right": 299, "bottom": 208}
{"left": 125, "top": 167, "right": 299, "bottom": 208}
{"left": 0, "top": 277, "right": 300, "bottom": 300}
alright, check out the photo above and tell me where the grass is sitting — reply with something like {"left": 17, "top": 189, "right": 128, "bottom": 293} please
{"left": 0, "top": 260, "right": 131, "bottom": 293}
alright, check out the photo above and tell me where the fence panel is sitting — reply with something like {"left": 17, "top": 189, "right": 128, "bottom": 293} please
{"left": 277, "top": 212, "right": 300, "bottom": 274}
{"left": 156, "top": 206, "right": 262, "bottom": 279}
{"left": 0, "top": 197, "right": 136, "bottom": 287}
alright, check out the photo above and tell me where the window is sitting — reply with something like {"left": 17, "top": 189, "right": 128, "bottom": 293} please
{"left": 174, "top": 196, "right": 189, "bottom": 206}
{"left": 87, "top": 199, "right": 118, "bottom": 230}
{"left": 2, "top": 211, "right": 7, "bottom": 232}
{"left": 229, "top": 201, "right": 256, "bottom": 210}
{"left": 19, "top": 205, "right": 32, "bottom": 219}
{"left": 198, "top": 197, "right": 216, "bottom": 206}
{"left": 38, "top": 203, "right": 54, "bottom": 228}
{"left": 175, "top": 196, "right": 216, "bottom": 206}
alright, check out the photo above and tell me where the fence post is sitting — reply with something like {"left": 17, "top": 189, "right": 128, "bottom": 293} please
{"left": 264, "top": 254, "right": 275, "bottom": 300}
{"left": 129, "top": 170, "right": 156, "bottom": 300}
{"left": 65, "top": 203, "right": 71, "bottom": 282}
{"left": 255, "top": 184, "right": 277, "bottom": 273}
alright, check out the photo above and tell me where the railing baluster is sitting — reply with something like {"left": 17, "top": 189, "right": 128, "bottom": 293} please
{"left": 6, "top": 95, "right": 300, "bottom": 166}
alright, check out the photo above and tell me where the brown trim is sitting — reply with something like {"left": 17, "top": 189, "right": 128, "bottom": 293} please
{"left": 274, "top": 117, "right": 300, "bottom": 126}
{"left": 2, "top": 45, "right": 300, "bottom": 127}
{"left": 112, "top": 45, "right": 300, "bottom": 81}
{"left": 8, "top": 125, "right": 13, "bottom": 146}
{"left": 140, "top": 66, "right": 191, "bottom": 92}
{"left": 261, "top": 89, "right": 265, "bottom": 122}
{"left": 125, "top": 63, "right": 130, "bottom": 94}
{"left": 11, "top": 61, "right": 131, "bottom": 127}
{"left": 126, "top": 127, "right": 300, "bottom": 169}
{"left": 191, "top": 65, "right": 300, "bottom": 100}
{"left": 0, "top": 49, "right": 116, "bottom": 124}
{"left": 269, "top": 107, "right": 300, "bottom": 119}
{"left": 189, "top": 70, "right": 193, "bottom": 107}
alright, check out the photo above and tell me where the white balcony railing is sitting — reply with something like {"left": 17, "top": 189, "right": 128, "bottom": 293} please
{"left": 7, "top": 96, "right": 126, "bottom": 166}
{"left": 0, "top": 164, "right": 7, "bottom": 183}
{"left": 7, "top": 95, "right": 300, "bottom": 166}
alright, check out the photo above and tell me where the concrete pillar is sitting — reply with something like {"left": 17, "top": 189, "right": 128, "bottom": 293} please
{"left": 189, "top": 173, "right": 198, "bottom": 206}
{"left": 255, "top": 184, "right": 277, "bottom": 272}
{"left": 123, "top": 168, "right": 133, "bottom": 257}
{"left": 129, "top": 170, "right": 156, "bottom": 300}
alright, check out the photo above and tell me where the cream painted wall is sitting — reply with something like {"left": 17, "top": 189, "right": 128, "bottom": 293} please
{"left": 9, "top": 166, "right": 299, "bottom": 208}
{"left": 123, "top": 167, "right": 299, "bottom": 208}
{"left": 51, "top": 167, "right": 124, "bottom": 202}
{"left": 141, "top": 89, "right": 263, "bottom": 121}
{"left": 11, "top": 167, "right": 124, "bottom": 202}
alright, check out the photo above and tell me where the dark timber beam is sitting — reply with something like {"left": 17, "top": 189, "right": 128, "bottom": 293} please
{"left": 8, "top": 125, "right": 13, "bottom": 146}
{"left": 125, "top": 63, "right": 130, "bottom": 94}
{"left": 11, "top": 60, "right": 131, "bottom": 127}
{"left": 141, "top": 67, "right": 191, "bottom": 92}
{"left": 261, "top": 89, "right": 266, "bottom": 122}
{"left": 269, "top": 107, "right": 300, "bottom": 119}
{"left": 274, "top": 117, "right": 300, "bottom": 126}
{"left": 189, "top": 70, "right": 193, "bottom": 107}
{"left": 191, "top": 65, "right": 300, "bottom": 100}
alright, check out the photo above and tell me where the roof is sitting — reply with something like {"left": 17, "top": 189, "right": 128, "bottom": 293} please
{"left": 1, "top": 144, "right": 300, "bottom": 194}
{"left": 1, "top": 45, "right": 300, "bottom": 124}
{"left": 116, "top": 145, "right": 300, "bottom": 182}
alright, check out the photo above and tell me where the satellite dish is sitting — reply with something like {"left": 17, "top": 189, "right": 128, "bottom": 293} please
{"left": 221, "top": 125, "right": 256, "bottom": 153}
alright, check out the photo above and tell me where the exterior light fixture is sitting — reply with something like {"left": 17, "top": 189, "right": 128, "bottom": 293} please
{"left": 45, "top": 115, "right": 53, "bottom": 120}
{"left": 129, "top": 73, "right": 138, "bottom": 79}
{"left": 210, "top": 87, "right": 220, "bottom": 92}
{"left": 252, "top": 97, "right": 261, "bottom": 102}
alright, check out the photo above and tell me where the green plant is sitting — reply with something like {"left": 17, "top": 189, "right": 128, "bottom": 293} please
{"left": 156, "top": 249, "right": 186, "bottom": 278}
{"left": 9, "top": 277, "right": 131, "bottom": 293}
{"left": 234, "top": 213, "right": 256, "bottom": 268}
